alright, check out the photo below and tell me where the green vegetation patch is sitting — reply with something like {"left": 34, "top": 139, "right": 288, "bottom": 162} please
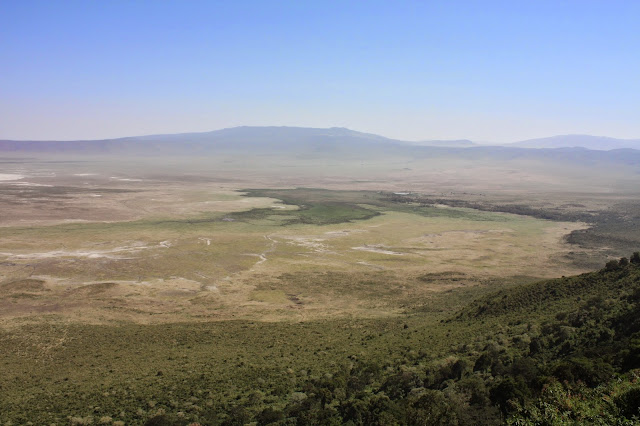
{"left": 229, "top": 188, "right": 383, "bottom": 225}
{"left": 241, "top": 188, "right": 389, "bottom": 207}
{"left": 230, "top": 188, "right": 525, "bottom": 227}
{"left": 397, "top": 204, "right": 516, "bottom": 222}
{"left": 459, "top": 258, "right": 640, "bottom": 320}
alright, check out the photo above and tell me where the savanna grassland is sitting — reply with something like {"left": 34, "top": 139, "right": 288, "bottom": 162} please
{"left": 1, "top": 154, "right": 640, "bottom": 425}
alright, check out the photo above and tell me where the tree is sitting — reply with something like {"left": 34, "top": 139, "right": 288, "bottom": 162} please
{"left": 256, "top": 407, "right": 284, "bottom": 425}
{"left": 615, "top": 387, "right": 640, "bottom": 419}
{"left": 605, "top": 260, "right": 620, "bottom": 271}
{"left": 630, "top": 252, "right": 640, "bottom": 265}
{"left": 407, "top": 390, "right": 458, "bottom": 425}
{"left": 473, "top": 353, "right": 492, "bottom": 372}
{"left": 490, "top": 377, "right": 530, "bottom": 415}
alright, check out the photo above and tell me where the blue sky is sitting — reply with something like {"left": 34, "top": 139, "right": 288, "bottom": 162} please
{"left": 1, "top": 1, "right": 639, "bottom": 142}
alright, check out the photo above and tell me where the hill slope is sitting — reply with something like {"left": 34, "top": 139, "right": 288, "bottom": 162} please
{"left": 2, "top": 254, "right": 640, "bottom": 424}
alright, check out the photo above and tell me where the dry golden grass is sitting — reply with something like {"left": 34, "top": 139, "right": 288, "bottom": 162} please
{"left": 0, "top": 170, "right": 589, "bottom": 326}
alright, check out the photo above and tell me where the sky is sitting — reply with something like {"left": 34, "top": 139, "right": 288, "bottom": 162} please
{"left": 1, "top": 0, "right": 639, "bottom": 142}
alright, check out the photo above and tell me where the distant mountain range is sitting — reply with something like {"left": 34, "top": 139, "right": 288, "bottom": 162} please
{"left": 508, "top": 135, "right": 640, "bottom": 150}
{"left": 0, "top": 127, "right": 400, "bottom": 155}
{"left": 412, "top": 139, "right": 476, "bottom": 147}
{"left": 1, "top": 127, "right": 639, "bottom": 156}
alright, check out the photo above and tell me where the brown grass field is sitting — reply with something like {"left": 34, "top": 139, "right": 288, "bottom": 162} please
{"left": 0, "top": 156, "right": 607, "bottom": 326}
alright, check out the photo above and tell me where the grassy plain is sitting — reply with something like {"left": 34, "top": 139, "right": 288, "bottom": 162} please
{"left": 1, "top": 156, "right": 639, "bottom": 424}
{"left": 0, "top": 182, "right": 586, "bottom": 325}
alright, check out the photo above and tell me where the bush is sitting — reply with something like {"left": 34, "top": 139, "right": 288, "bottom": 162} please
{"left": 490, "top": 377, "right": 530, "bottom": 415}
{"left": 553, "top": 357, "right": 614, "bottom": 387}
{"left": 406, "top": 389, "right": 458, "bottom": 425}
{"left": 256, "top": 407, "right": 284, "bottom": 425}
{"left": 615, "top": 387, "right": 640, "bottom": 418}
{"left": 605, "top": 260, "right": 620, "bottom": 271}
{"left": 144, "top": 415, "right": 177, "bottom": 426}
{"left": 382, "top": 371, "right": 422, "bottom": 399}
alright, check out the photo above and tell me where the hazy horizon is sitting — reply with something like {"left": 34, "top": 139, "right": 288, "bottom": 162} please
{"left": 3, "top": 124, "right": 640, "bottom": 148}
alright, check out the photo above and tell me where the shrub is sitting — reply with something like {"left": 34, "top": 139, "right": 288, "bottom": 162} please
{"left": 407, "top": 389, "right": 458, "bottom": 425}
{"left": 490, "top": 377, "right": 530, "bottom": 415}
{"left": 144, "top": 414, "right": 176, "bottom": 426}
{"left": 605, "top": 260, "right": 620, "bottom": 271}
{"left": 256, "top": 407, "right": 284, "bottom": 425}
{"left": 615, "top": 387, "right": 640, "bottom": 418}
{"left": 553, "top": 357, "right": 614, "bottom": 387}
